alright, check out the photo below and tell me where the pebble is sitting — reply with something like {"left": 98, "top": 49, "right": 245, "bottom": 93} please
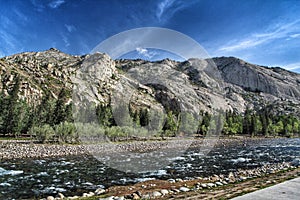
{"left": 200, "top": 183, "right": 207, "bottom": 188}
{"left": 160, "top": 189, "right": 169, "bottom": 195}
{"left": 152, "top": 191, "right": 162, "bottom": 197}
{"left": 171, "top": 188, "right": 181, "bottom": 193}
{"left": 215, "top": 182, "right": 223, "bottom": 186}
{"left": 114, "top": 196, "right": 125, "bottom": 200}
{"left": 95, "top": 188, "right": 106, "bottom": 195}
{"left": 46, "top": 196, "right": 54, "bottom": 200}
{"left": 179, "top": 187, "right": 190, "bottom": 192}
{"left": 207, "top": 183, "right": 215, "bottom": 187}
{"left": 141, "top": 194, "right": 151, "bottom": 199}
{"left": 168, "top": 179, "right": 176, "bottom": 183}
{"left": 57, "top": 193, "right": 64, "bottom": 199}
{"left": 68, "top": 196, "right": 79, "bottom": 199}
{"left": 82, "top": 192, "right": 94, "bottom": 197}
{"left": 132, "top": 193, "right": 140, "bottom": 199}
{"left": 222, "top": 181, "right": 228, "bottom": 185}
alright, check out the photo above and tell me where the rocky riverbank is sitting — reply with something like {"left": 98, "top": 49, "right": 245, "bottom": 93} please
{"left": 0, "top": 137, "right": 267, "bottom": 160}
{"left": 42, "top": 162, "right": 300, "bottom": 200}
{"left": 0, "top": 141, "right": 87, "bottom": 159}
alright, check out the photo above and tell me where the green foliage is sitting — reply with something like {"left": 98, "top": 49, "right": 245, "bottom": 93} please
{"left": 96, "top": 104, "right": 114, "bottom": 127}
{"left": 139, "top": 108, "right": 149, "bottom": 127}
{"left": 75, "top": 122, "right": 106, "bottom": 142}
{"left": 54, "top": 122, "right": 78, "bottom": 143}
{"left": 198, "top": 111, "right": 211, "bottom": 135}
{"left": 53, "top": 88, "right": 72, "bottom": 125}
{"left": 0, "top": 76, "right": 32, "bottom": 137}
{"left": 29, "top": 124, "right": 55, "bottom": 143}
{"left": 223, "top": 111, "right": 243, "bottom": 135}
{"left": 163, "top": 111, "right": 178, "bottom": 137}
{"left": 179, "top": 112, "right": 199, "bottom": 135}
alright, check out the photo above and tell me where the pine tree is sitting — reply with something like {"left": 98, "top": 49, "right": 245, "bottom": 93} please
{"left": 163, "top": 111, "right": 177, "bottom": 136}
{"left": 243, "top": 107, "right": 252, "bottom": 135}
{"left": 53, "top": 88, "right": 68, "bottom": 125}
{"left": 139, "top": 108, "right": 149, "bottom": 127}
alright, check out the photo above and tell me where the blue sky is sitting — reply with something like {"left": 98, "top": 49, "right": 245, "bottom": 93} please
{"left": 0, "top": 0, "right": 299, "bottom": 72}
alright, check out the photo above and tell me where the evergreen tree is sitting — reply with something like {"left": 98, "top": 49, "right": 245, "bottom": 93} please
{"left": 163, "top": 111, "right": 178, "bottom": 136}
{"left": 96, "top": 104, "right": 114, "bottom": 127}
{"left": 3, "top": 76, "right": 28, "bottom": 136}
{"left": 243, "top": 107, "right": 252, "bottom": 135}
{"left": 259, "top": 106, "right": 270, "bottom": 136}
{"left": 53, "top": 88, "right": 68, "bottom": 125}
{"left": 139, "top": 108, "right": 149, "bottom": 127}
{"left": 199, "top": 111, "right": 211, "bottom": 135}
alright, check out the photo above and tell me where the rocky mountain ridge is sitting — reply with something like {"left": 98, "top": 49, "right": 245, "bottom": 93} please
{"left": 0, "top": 48, "right": 299, "bottom": 116}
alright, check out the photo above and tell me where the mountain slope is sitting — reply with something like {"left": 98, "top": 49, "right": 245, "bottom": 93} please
{"left": 0, "top": 49, "right": 299, "bottom": 117}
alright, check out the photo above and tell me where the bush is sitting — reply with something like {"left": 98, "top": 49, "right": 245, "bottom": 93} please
{"left": 29, "top": 124, "right": 55, "bottom": 143}
{"left": 54, "top": 122, "right": 78, "bottom": 144}
{"left": 74, "top": 122, "right": 106, "bottom": 143}
{"left": 105, "top": 126, "right": 124, "bottom": 141}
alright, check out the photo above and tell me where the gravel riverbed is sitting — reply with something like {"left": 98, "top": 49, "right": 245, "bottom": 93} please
{"left": 0, "top": 137, "right": 263, "bottom": 160}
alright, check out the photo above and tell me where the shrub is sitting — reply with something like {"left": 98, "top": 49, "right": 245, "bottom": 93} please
{"left": 54, "top": 122, "right": 78, "bottom": 144}
{"left": 74, "top": 122, "right": 106, "bottom": 143}
{"left": 29, "top": 124, "right": 55, "bottom": 143}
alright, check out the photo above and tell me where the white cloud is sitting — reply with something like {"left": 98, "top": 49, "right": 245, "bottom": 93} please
{"left": 48, "top": 0, "right": 65, "bottom": 9}
{"left": 30, "top": 0, "right": 45, "bottom": 12}
{"left": 156, "top": 0, "right": 197, "bottom": 22}
{"left": 290, "top": 33, "right": 300, "bottom": 38}
{"left": 136, "top": 47, "right": 156, "bottom": 59}
{"left": 219, "top": 19, "right": 300, "bottom": 52}
{"left": 65, "top": 24, "right": 76, "bottom": 33}
{"left": 283, "top": 62, "right": 300, "bottom": 71}
{"left": 156, "top": 0, "right": 176, "bottom": 20}
{"left": 61, "top": 33, "right": 70, "bottom": 47}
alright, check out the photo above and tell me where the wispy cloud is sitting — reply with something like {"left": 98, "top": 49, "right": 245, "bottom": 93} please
{"left": 30, "top": 0, "right": 45, "bottom": 12}
{"left": 136, "top": 47, "right": 156, "bottom": 59}
{"left": 48, "top": 0, "right": 65, "bottom": 9}
{"left": 64, "top": 24, "right": 76, "bottom": 33}
{"left": 156, "top": 0, "right": 176, "bottom": 21}
{"left": 13, "top": 9, "right": 28, "bottom": 23}
{"left": 60, "top": 33, "right": 70, "bottom": 47}
{"left": 283, "top": 62, "right": 300, "bottom": 71}
{"left": 219, "top": 20, "right": 300, "bottom": 52}
{"left": 0, "top": 16, "right": 18, "bottom": 50}
{"left": 0, "top": 30, "right": 17, "bottom": 51}
{"left": 289, "top": 33, "right": 300, "bottom": 38}
{"left": 0, "top": 51, "right": 4, "bottom": 58}
{"left": 156, "top": 0, "right": 196, "bottom": 22}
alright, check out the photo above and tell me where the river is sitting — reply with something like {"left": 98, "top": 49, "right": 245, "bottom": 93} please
{"left": 0, "top": 138, "right": 299, "bottom": 199}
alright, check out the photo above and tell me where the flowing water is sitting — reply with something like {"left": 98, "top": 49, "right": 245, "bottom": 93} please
{"left": 0, "top": 138, "right": 299, "bottom": 199}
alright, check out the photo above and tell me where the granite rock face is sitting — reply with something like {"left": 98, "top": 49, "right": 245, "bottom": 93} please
{"left": 214, "top": 57, "right": 300, "bottom": 100}
{"left": 0, "top": 49, "right": 299, "bottom": 116}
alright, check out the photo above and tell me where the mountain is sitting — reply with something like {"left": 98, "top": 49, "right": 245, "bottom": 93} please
{"left": 1, "top": 48, "right": 299, "bottom": 118}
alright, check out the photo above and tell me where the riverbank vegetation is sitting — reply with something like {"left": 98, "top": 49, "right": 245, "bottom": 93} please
{"left": 0, "top": 76, "right": 299, "bottom": 143}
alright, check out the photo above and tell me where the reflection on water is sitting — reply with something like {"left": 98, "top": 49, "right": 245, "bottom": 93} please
{"left": 0, "top": 138, "right": 299, "bottom": 199}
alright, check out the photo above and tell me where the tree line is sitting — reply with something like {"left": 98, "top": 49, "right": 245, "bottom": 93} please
{"left": 0, "top": 76, "right": 299, "bottom": 143}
